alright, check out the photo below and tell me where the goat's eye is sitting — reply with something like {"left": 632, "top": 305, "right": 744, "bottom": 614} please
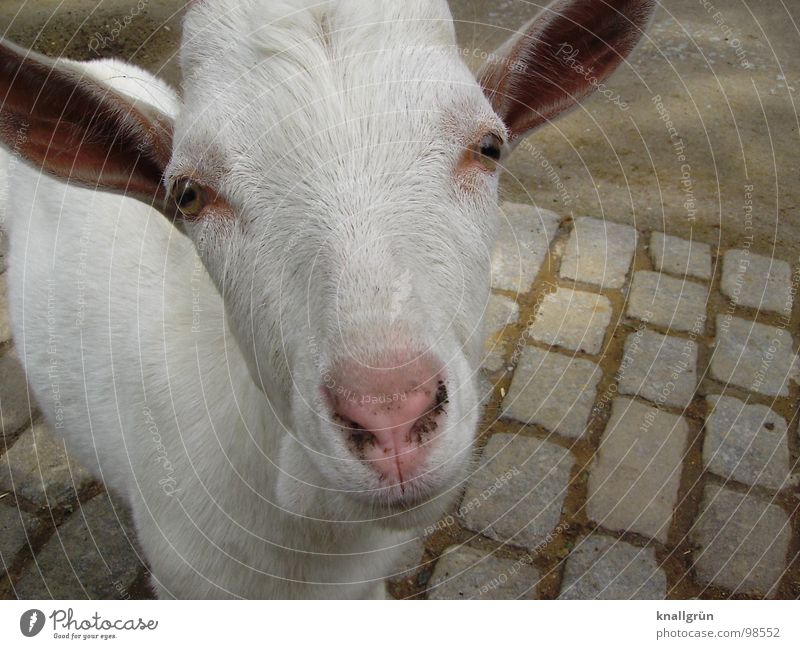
{"left": 468, "top": 133, "right": 505, "bottom": 173}
{"left": 171, "top": 178, "right": 207, "bottom": 218}
{"left": 479, "top": 133, "right": 503, "bottom": 161}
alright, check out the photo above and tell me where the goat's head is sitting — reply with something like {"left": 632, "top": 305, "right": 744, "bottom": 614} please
{"left": 0, "top": 0, "right": 654, "bottom": 524}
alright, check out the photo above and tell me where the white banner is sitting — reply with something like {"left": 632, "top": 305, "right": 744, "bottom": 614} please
{"left": 1, "top": 601, "right": 797, "bottom": 648}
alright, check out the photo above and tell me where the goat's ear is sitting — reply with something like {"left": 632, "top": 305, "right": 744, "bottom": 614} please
{"left": 479, "top": 0, "right": 655, "bottom": 147}
{"left": 0, "top": 40, "right": 175, "bottom": 216}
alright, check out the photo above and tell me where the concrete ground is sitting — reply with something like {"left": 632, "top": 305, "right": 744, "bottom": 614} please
{"left": 0, "top": 1, "right": 798, "bottom": 599}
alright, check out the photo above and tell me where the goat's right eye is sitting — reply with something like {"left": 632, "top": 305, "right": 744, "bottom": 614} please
{"left": 171, "top": 178, "right": 207, "bottom": 218}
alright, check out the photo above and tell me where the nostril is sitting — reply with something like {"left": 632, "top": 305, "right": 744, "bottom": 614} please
{"left": 348, "top": 429, "right": 375, "bottom": 453}
{"left": 408, "top": 380, "right": 448, "bottom": 443}
{"left": 435, "top": 379, "right": 448, "bottom": 410}
{"left": 332, "top": 412, "right": 365, "bottom": 432}
{"left": 331, "top": 412, "right": 378, "bottom": 453}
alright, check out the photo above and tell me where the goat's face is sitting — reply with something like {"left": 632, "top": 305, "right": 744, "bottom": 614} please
{"left": 169, "top": 4, "right": 507, "bottom": 520}
{"left": 0, "top": 0, "right": 654, "bottom": 524}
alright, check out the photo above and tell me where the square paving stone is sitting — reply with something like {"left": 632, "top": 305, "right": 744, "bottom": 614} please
{"left": 0, "top": 348, "right": 38, "bottom": 437}
{"left": 690, "top": 483, "right": 791, "bottom": 595}
{"left": 0, "top": 272, "right": 10, "bottom": 344}
{"left": 560, "top": 217, "right": 638, "bottom": 289}
{"left": 491, "top": 203, "right": 560, "bottom": 294}
{"left": 0, "top": 503, "right": 38, "bottom": 566}
{"left": 558, "top": 534, "right": 666, "bottom": 599}
{"left": 650, "top": 232, "right": 713, "bottom": 281}
{"left": 587, "top": 398, "right": 689, "bottom": 543}
{"left": 704, "top": 396, "right": 793, "bottom": 491}
{"left": 528, "top": 288, "right": 613, "bottom": 355}
{"left": 502, "top": 347, "right": 602, "bottom": 438}
{"left": 627, "top": 271, "right": 708, "bottom": 334}
{"left": 0, "top": 421, "right": 93, "bottom": 506}
{"left": 13, "top": 492, "right": 143, "bottom": 599}
{"left": 460, "top": 434, "right": 573, "bottom": 550}
{"left": 428, "top": 545, "right": 540, "bottom": 599}
{"left": 618, "top": 329, "right": 698, "bottom": 409}
{"left": 721, "top": 249, "right": 793, "bottom": 315}
{"left": 711, "top": 316, "right": 798, "bottom": 397}
{"left": 482, "top": 293, "right": 520, "bottom": 372}
{"left": 0, "top": 231, "right": 8, "bottom": 275}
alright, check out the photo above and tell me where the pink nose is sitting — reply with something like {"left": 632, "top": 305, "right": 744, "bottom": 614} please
{"left": 324, "top": 356, "right": 445, "bottom": 486}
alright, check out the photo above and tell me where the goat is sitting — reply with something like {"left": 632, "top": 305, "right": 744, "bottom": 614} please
{"left": 0, "top": 0, "right": 654, "bottom": 598}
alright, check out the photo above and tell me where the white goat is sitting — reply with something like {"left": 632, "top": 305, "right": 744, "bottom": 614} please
{"left": 0, "top": 0, "right": 654, "bottom": 598}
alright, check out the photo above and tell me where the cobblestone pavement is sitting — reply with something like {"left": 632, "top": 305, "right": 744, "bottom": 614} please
{"left": 1, "top": 204, "right": 798, "bottom": 599}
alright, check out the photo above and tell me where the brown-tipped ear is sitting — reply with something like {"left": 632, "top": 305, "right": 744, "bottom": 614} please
{"left": 0, "top": 39, "right": 175, "bottom": 214}
{"left": 479, "top": 0, "right": 655, "bottom": 146}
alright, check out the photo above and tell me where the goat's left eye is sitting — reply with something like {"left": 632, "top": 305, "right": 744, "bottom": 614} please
{"left": 478, "top": 133, "right": 503, "bottom": 161}
{"left": 468, "top": 133, "right": 504, "bottom": 172}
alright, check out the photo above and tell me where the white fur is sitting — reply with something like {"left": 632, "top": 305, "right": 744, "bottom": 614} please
{"left": 1, "top": 0, "right": 651, "bottom": 598}
{"left": 4, "top": 2, "right": 498, "bottom": 599}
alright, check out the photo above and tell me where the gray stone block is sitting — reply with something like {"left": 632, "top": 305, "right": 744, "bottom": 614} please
{"left": 491, "top": 203, "right": 560, "bottom": 294}
{"left": 0, "top": 272, "right": 9, "bottom": 344}
{"left": 528, "top": 287, "right": 612, "bottom": 355}
{"left": 482, "top": 293, "right": 519, "bottom": 372}
{"left": 704, "top": 395, "right": 793, "bottom": 491}
{"left": 0, "top": 503, "right": 38, "bottom": 566}
{"left": 627, "top": 271, "right": 708, "bottom": 334}
{"left": 618, "top": 329, "right": 698, "bottom": 409}
{"left": 690, "top": 483, "right": 791, "bottom": 595}
{"left": 558, "top": 534, "right": 667, "bottom": 599}
{"left": 711, "top": 316, "right": 798, "bottom": 397}
{"left": 587, "top": 398, "right": 689, "bottom": 543}
{"left": 13, "top": 492, "right": 142, "bottom": 599}
{"left": 0, "top": 421, "right": 92, "bottom": 505}
{"left": 460, "top": 434, "right": 573, "bottom": 550}
{"left": 649, "top": 232, "right": 712, "bottom": 281}
{"left": 502, "top": 346, "right": 602, "bottom": 438}
{"left": 721, "top": 250, "right": 793, "bottom": 315}
{"left": 0, "top": 349, "right": 38, "bottom": 437}
{"left": 560, "top": 217, "right": 638, "bottom": 289}
{"left": 0, "top": 231, "right": 8, "bottom": 275}
{"left": 428, "top": 545, "right": 540, "bottom": 599}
